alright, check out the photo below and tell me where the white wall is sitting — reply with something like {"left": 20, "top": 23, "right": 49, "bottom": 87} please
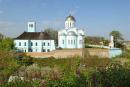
{"left": 14, "top": 40, "right": 29, "bottom": 52}
{"left": 14, "top": 40, "right": 55, "bottom": 52}
{"left": 66, "top": 36, "right": 77, "bottom": 48}
{"left": 58, "top": 28, "right": 85, "bottom": 49}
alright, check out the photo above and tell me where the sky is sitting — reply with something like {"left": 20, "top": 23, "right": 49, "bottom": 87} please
{"left": 0, "top": 0, "right": 130, "bottom": 40}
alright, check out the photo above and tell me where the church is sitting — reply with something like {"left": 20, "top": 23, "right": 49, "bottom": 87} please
{"left": 58, "top": 15, "right": 85, "bottom": 48}
{"left": 14, "top": 15, "right": 85, "bottom": 52}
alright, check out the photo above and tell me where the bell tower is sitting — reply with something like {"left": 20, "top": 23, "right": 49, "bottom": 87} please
{"left": 27, "top": 22, "right": 36, "bottom": 32}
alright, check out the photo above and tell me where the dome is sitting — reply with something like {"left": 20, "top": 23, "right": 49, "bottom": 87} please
{"left": 78, "top": 33, "right": 83, "bottom": 36}
{"left": 65, "top": 15, "right": 76, "bottom": 22}
{"left": 59, "top": 33, "right": 66, "bottom": 36}
{"left": 67, "top": 31, "right": 77, "bottom": 36}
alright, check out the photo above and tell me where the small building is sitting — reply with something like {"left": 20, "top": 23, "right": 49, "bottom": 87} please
{"left": 58, "top": 15, "right": 85, "bottom": 48}
{"left": 14, "top": 22, "right": 55, "bottom": 52}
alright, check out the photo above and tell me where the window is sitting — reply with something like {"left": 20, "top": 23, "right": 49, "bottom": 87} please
{"left": 62, "top": 40, "right": 64, "bottom": 44}
{"left": 31, "top": 42, "right": 33, "bottom": 46}
{"left": 19, "top": 42, "right": 21, "bottom": 46}
{"left": 48, "top": 43, "right": 50, "bottom": 46}
{"left": 74, "top": 40, "right": 75, "bottom": 45}
{"left": 43, "top": 42, "right": 45, "bottom": 46}
{"left": 29, "top": 24, "right": 33, "bottom": 28}
{"left": 71, "top": 40, "right": 73, "bottom": 45}
{"left": 42, "top": 49, "right": 45, "bottom": 52}
{"left": 24, "top": 42, "right": 26, "bottom": 46}
{"left": 35, "top": 42, "right": 38, "bottom": 46}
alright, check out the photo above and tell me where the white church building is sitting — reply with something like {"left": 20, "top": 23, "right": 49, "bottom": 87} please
{"left": 14, "top": 22, "right": 55, "bottom": 52}
{"left": 14, "top": 15, "right": 85, "bottom": 53}
{"left": 58, "top": 15, "right": 85, "bottom": 48}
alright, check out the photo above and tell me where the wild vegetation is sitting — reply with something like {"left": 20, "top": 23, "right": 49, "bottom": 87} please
{"left": 0, "top": 49, "right": 130, "bottom": 87}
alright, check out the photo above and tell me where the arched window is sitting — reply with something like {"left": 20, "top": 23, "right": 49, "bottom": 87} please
{"left": 48, "top": 43, "right": 50, "bottom": 46}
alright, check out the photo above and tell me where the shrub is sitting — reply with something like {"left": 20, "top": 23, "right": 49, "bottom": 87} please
{"left": 95, "top": 63, "right": 130, "bottom": 87}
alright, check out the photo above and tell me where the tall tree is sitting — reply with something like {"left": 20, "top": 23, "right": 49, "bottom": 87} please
{"left": 109, "top": 30, "right": 124, "bottom": 48}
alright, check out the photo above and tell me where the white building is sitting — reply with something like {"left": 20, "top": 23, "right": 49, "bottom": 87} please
{"left": 58, "top": 15, "right": 85, "bottom": 48}
{"left": 109, "top": 35, "right": 114, "bottom": 48}
{"left": 14, "top": 22, "right": 55, "bottom": 52}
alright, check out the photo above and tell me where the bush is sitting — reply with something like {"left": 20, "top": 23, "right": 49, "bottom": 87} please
{"left": 94, "top": 63, "right": 130, "bottom": 87}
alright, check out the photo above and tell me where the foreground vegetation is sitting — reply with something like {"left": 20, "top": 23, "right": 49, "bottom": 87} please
{"left": 0, "top": 51, "right": 20, "bottom": 84}
{"left": 0, "top": 49, "right": 130, "bottom": 87}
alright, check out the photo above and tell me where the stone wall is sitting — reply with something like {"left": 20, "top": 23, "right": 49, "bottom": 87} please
{"left": 26, "top": 48, "right": 109, "bottom": 58}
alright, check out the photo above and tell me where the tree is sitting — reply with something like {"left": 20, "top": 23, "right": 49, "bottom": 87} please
{"left": 44, "top": 28, "right": 58, "bottom": 46}
{"left": 0, "top": 34, "right": 14, "bottom": 51}
{"left": 0, "top": 33, "right": 4, "bottom": 42}
{"left": 109, "top": 30, "right": 124, "bottom": 48}
{"left": 84, "top": 36, "right": 109, "bottom": 46}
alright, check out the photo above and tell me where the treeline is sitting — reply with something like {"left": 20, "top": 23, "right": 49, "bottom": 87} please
{"left": 0, "top": 33, "right": 14, "bottom": 51}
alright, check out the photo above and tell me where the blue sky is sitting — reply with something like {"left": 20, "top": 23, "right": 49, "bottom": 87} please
{"left": 0, "top": 0, "right": 130, "bottom": 40}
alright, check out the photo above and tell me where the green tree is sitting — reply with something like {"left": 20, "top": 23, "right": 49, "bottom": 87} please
{"left": 0, "top": 37, "right": 14, "bottom": 51}
{"left": 109, "top": 30, "right": 124, "bottom": 48}
{"left": 84, "top": 36, "right": 109, "bottom": 46}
